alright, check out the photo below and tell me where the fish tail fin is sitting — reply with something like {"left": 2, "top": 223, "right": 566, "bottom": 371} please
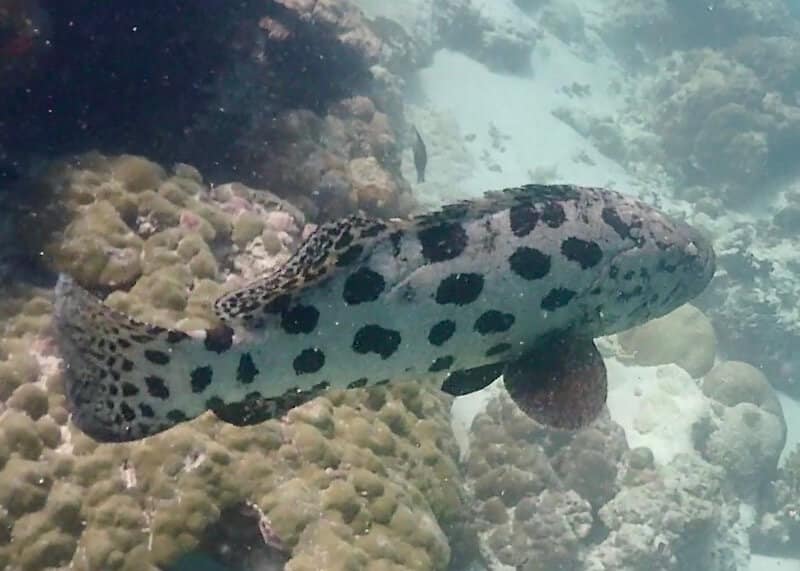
{"left": 54, "top": 274, "right": 209, "bottom": 442}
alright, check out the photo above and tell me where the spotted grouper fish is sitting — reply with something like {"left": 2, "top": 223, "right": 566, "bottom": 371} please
{"left": 54, "top": 184, "right": 715, "bottom": 442}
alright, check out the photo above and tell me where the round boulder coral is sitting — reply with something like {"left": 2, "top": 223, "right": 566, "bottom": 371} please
{"left": 617, "top": 304, "right": 716, "bottom": 378}
{"left": 697, "top": 360, "right": 787, "bottom": 500}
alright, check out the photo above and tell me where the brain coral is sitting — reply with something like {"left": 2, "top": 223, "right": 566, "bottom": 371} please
{"left": 0, "top": 153, "right": 466, "bottom": 571}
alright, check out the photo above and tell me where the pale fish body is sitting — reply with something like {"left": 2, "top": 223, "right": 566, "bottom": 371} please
{"left": 54, "top": 184, "right": 715, "bottom": 442}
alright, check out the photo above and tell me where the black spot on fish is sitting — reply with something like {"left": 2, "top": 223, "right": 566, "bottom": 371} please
{"left": 120, "top": 402, "right": 136, "bottom": 422}
{"left": 144, "top": 349, "right": 170, "bottom": 366}
{"left": 352, "top": 325, "right": 402, "bottom": 359}
{"left": 145, "top": 375, "right": 170, "bottom": 400}
{"left": 602, "top": 207, "right": 644, "bottom": 246}
{"left": 293, "top": 348, "right": 326, "bottom": 374}
{"left": 336, "top": 244, "right": 364, "bottom": 267}
{"left": 541, "top": 288, "right": 577, "bottom": 311}
{"left": 474, "top": 310, "right": 515, "bottom": 334}
{"left": 118, "top": 339, "right": 131, "bottom": 349}
{"left": 205, "top": 324, "right": 234, "bottom": 353}
{"left": 281, "top": 305, "right": 320, "bottom": 334}
{"left": 428, "top": 320, "right": 456, "bottom": 346}
{"left": 609, "top": 266, "right": 619, "bottom": 279}
{"left": 617, "top": 285, "right": 644, "bottom": 302}
{"left": 190, "top": 366, "right": 213, "bottom": 393}
{"left": 166, "top": 330, "right": 190, "bottom": 344}
{"left": 623, "top": 270, "right": 635, "bottom": 280}
{"left": 237, "top": 353, "right": 259, "bottom": 384}
{"left": 121, "top": 359, "right": 134, "bottom": 372}
{"left": 602, "top": 207, "right": 630, "bottom": 237}
{"left": 429, "top": 356, "right": 454, "bottom": 372}
{"left": 509, "top": 247, "right": 551, "bottom": 280}
{"left": 343, "top": 268, "right": 386, "bottom": 305}
{"left": 509, "top": 204, "right": 540, "bottom": 237}
{"left": 206, "top": 396, "right": 224, "bottom": 411}
{"left": 131, "top": 334, "right": 154, "bottom": 344}
{"left": 542, "top": 202, "right": 566, "bottom": 227}
{"left": 139, "top": 403, "right": 155, "bottom": 418}
{"left": 418, "top": 222, "right": 468, "bottom": 263}
{"left": 486, "top": 343, "right": 512, "bottom": 357}
{"left": 348, "top": 378, "right": 369, "bottom": 389}
{"left": 561, "top": 237, "right": 603, "bottom": 269}
{"left": 166, "top": 410, "right": 188, "bottom": 423}
{"left": 435, "top": 273, "right": 484, "bottom": 305}
{"left": 121, "top": 382, "right": 139, "bottom": 397}
{"left": 658, "top": 259, "right": 678, "bottom": 273}
{"left": 263, "top": 294, "right": 292, "bottom": 315}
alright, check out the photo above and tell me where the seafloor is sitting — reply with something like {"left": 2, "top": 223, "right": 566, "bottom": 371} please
{"left": 1, "top": 1, "right": 800, "bottom": 570}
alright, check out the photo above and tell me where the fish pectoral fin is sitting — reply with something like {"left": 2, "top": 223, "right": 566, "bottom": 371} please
{"left": 440, "top": 362, "right": 506, "bottom": 397}
{"left": 502, "top": 334, "right": 607, "bottom": 431}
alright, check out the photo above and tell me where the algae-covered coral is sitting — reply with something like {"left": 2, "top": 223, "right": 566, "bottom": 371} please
{"left": 0, "top": 153, "right": 467, "bottom": 571}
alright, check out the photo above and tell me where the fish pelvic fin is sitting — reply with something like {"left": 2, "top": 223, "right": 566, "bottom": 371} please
{"left": 54, "top": 274, "right": 210, "bottom": 442}
{"left": 503, "top": 334, "right": 607, "bottom": 431}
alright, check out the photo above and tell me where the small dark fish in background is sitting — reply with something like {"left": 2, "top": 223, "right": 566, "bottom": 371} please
{"left": 412, "top": 125, "right": 427, "bottom": 183}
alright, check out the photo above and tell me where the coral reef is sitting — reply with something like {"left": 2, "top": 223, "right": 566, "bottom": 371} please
{"left": 753, "top": 444, "right": 800, "bottom": 557}
{"left": 0, "top": 154, "right": 467, "bottom": 571}
{"left": 211, "top": 0, "right": 418, "bottom": 220}
{"left": 433, "top": 0, "right": 540, "bottom": 75}
{"left": 695, "top": 220, "right": 800, "bottom": 398}
{"left": 1, "top": 0, "right": 416, "bottom": 221}
{"left": 465, "top": 389, "right": 628, "bottom": 569}
{"left": 639, "top": 47, "right": 800, "bottom": 204}
{"left": 358, "top": 0, "right": 541, "bottom": 76}
{"left": 464, "top": 383, "right": 746, "bottom": 571}
{"left": 600, "top": 0, "right": 796, "bottom": 59}
{"left": 586, "top": 453, "right": 738, "bottom": 571}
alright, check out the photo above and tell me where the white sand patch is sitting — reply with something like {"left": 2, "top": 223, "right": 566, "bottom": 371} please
{"left": 413, "top": 48, "right": 641, "bottom": 202}
{"left": 750, "top": 554, "right": 800, "bottom": 571}
{"left": 605, "top": 357, "right": 711, "bottom": 465}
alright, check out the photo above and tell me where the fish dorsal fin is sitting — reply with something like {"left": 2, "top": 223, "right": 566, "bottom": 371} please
{"left": 214, "top": 214, "right": 394, "bottom": 328}
{"left": 411, "top": 184, "right": 585, "bottom": 228}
